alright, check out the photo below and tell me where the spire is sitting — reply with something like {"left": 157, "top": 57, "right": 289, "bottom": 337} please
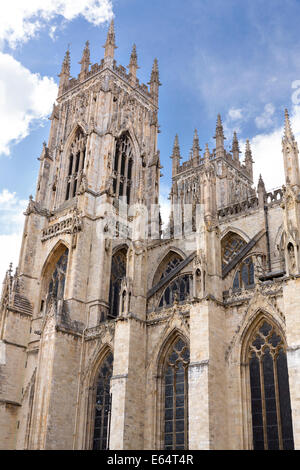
{"left": 171, "top": 134, "right": 181, "bottom": 177}
{"left": 172, "top": 134, "right": 181, "bottom": 158}
{"left": 214, "top": 114, "right": 226, "bottom": 157}
{"left": 192, "top": 129, "right": 201, "bottom": 161}
{"left": 149, "top": 58, "right": 161, "bottom": 104}
{"left": 58, "top": 49, "right": 70, "bottom": 95}
{"left": 257, "top": 174, "right": 266, "bottom": 207}
{"left": 244, "top": 139, "right": 254, "bottom": 180}
{"left": 282, "top": 108, "right": 300, "bottom": 188}
{"left": 103, "top": 19, "right": 117, "bottom": 60}
{"left": 284, "top": 108, "right": 295, "bottom": 141}
{"left": 231, "top": 131, "right": 241, "bottom": 162}
{"left": 79, "top": 40, "right": 90, "bottom": 80}
{"left": 258, "top": 174, "right": 266, "bottom": 192}
{"left": 204, "top": 143, "right": 210, "bottom": 165}
{"left": 128, "top": 44, "right": 139, "bottom": 84}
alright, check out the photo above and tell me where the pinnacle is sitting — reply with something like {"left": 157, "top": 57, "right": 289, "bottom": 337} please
{"left": 129, "top": 43, "right": 138, "bottom": 68}
{"left": 258, "top": 173, "right": 265, "bottom": 189}
{"left": 171, "top": 134, "right": 181, "bottom": 158}
{"left": 103, "top": 18, "right": 117, "bottom": 54}
{"left": 284, "top": 108, "right": 294, "bottom": 140}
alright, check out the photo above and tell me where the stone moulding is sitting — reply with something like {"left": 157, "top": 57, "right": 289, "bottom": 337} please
{"left": 41, "top": 212, "right": 82, "bottom": 242}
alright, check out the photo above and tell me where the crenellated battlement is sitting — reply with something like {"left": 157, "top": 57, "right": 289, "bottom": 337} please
{"left": 58, "top": 22, "right": 157, "bottom": 104}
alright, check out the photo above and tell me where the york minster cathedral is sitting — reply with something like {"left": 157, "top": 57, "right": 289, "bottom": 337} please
{"left": 0, "top": 21, "right": 300, "bottom": 450}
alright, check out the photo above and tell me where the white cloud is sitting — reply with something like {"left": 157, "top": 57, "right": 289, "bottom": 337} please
{"left": 0, "top": 0, "right": 114, "bottom": 48}
{"left": 255, "top": 103, "right": 276, "bottom": 129}
{"left": 0, "top": 233, "right": 23, "bottom": 284}
{"left": 159, "top": 183, "right": 171, "bottom": 231}
{"left": 0, "top": 52, "right": 58, "bottom": 156}
{"left": 228, "top": 108, "right": 243, "bottom": 120}
{"left": 0, "top": 189, "right": 27, "bottom": 282}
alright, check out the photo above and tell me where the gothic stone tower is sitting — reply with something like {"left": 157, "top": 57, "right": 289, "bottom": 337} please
{"left": 1, "top": 22, "right": 300, "bottom": 450}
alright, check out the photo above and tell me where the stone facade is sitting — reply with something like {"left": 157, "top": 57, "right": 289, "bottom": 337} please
{"left": 0, "top": 21, "right": 300, "bottom": 450}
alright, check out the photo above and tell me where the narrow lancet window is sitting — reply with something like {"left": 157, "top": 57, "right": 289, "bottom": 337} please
{"left": 65, "top": 128, "right": 86, "bottom": 201}
{"left": 92, "top": 353, "right": 113, "bottom": 450}
{"left": 164, "top": 338, "right": 190, "bottom": 450}
{"left": 112, "top": 133, "right": 133, "bottom": 204}
{"left": 108, "top": 249, "right": 127, "bottom": 318}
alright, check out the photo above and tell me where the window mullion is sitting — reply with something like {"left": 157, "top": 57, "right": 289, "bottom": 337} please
{"left": 172, "top": 365, "right": 176, "bottom": 449}
{"left": 259, "top": 355, "right": 268, "bottom": 450}
{"left": 184, "top": 364, "right": 188, "bottom": 450}
{"left": 273, "top": 354, "right": 284, "bottom": 450}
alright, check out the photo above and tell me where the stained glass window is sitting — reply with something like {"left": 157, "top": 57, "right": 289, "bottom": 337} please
{"left": 164, "top": 338, "right": 190, "bottom": 450}
{"left": 47, "top": 249, "right": 69, "bottom": 300}
{"left": 93, "top": 353, "right": 113, "bottom": 450}
{"left": 159, "top": 275, "right": 192, "bottom": 308}
{"left": 221, "top": 232, "right": 247, "bottom": 270}
{"left": 248, "top": 320, "right": 294, "bottom": 450}
{"left": 233, "top": 257, "right": 254, "bottom": 290}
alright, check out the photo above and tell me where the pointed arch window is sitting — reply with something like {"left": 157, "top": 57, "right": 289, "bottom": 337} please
{"left": 92, "top": 353, "right": 113, "bottom": 450}
{"left": 47, "top": 248, "right": 69, "bottom": 300}
{"left": 153, "top": 252, "right": 183, "bottom": 287}
{"left": 108, "top": 249, "right": 127, "bottom": 318}
{"left": 233, "top": 256, "right": 254, "bottom": 290}
{"left": 163, "top": 338, "right": 190, "bottom": 450}
{"left": 112, "top": 133, "right": 133, "bottom": 204}
{"left": 247, "top": 320, "right": 294, "bottom": 450}
{"left": 65, "top": 128, "right": 86, "bottom": 200}
{"left": 159, "top": 274, "right": 192, "bottom": 308}
{"left": 221, "top": 232, "right": 247, "bottom": 270}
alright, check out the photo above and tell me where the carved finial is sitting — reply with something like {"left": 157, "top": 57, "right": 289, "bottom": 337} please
{"left": 171, "top": 134, "right": 181, "bottom": 159}
{"left": 244, "top": 139, "right": 254, "bottom": 179}
{"left": 258, "top": 174, "right": 266, "bottom": 192}
{"left": 192, "top": 129, "right": 201, "bottom": 159}
{"left": 204, "top": 143, "right": 210, "bottom": 163}
{"left": 58, "top": 49, "right": 70, "bottom": 95}
{"left": 215, "top": 114, "right": 224, "bottom": 137}
{"left": 232, "top": 131, "right": 241, "bottom": 161}
{"left": 149, "top": 58, "right": 161, "bottom": 103}
{"left": 171, "top": 135, "right": 181, "bottom": 177}
{"left": 128, "top": 44, "right": 139, "bottom": 83}
{"left": 103, "top": 19, "right": 117, "bottom": 59}
{"left": 284, "top": 108, "right": 295, "bottom": 141}
{"left": 79, "top": 40, "right": 90, "bottom": 79}
{"left": 214, "top": 114, "right": 226, "bottom": 157}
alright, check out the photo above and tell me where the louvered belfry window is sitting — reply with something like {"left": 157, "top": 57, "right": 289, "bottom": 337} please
{"left": 112, "top": 133, "right": 133, "bottom": 204}
{"left": 108, "top": 249, "right": 127, "bottom": 318}
{"left": 164, "top": 338, "right": 190, "bottom": 450}
{"left": 248, "top": 320, "right": 294, "bottom": 450}
{"left": 65, "top": 128, "right": 86, "bottom": 200}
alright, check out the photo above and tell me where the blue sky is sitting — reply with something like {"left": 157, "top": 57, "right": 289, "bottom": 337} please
{"left": 1, "top": 0, "right": 300, "bottom": 279}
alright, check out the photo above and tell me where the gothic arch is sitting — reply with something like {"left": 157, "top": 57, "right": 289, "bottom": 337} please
{"left": 115, "top": 125, "right": 140, "bottom": 157}
{"left": 109, "top": 246, "right": 128, "bottom": 318}
{"left": 240, "top": 311, "right": 294, "bottom": 450}
{"left": 221, "top": 230, "right": 248, "bottom": 270}
{"left": 84, "top": 345, "right": 114, "bottom": 450}
{"left": 153, "top": 327, "right": 190, "bottom": 449}
{"left": 151, "top": 248, "right": 186, "bottom": 287}
{"left": 220, "top": 226, "right": 250, "bottom": 243}
{"left": 38, "top": 241, "right": 69, "bottom": 316}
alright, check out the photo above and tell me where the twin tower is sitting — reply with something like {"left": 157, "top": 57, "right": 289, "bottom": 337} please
{"left": 1, "top": 20, "right": 300, "bottom": 450}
